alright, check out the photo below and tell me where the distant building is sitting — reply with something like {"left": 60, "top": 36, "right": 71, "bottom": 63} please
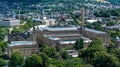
{"left": 86, "top": 19, "right": 98, "bottom": 23}
{"left": 105, "top": 24, "right": 120, "bottom": 30}
{"left": 7, "top": 41, "right": 39, "bottom": 56}
{"left": 0, "top": 18, "right": 20, "bottom": 27}
{"left": 43, "top": 19, "right": 56, "bottom": 26}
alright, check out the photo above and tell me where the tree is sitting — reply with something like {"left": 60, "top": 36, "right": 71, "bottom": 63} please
{"left": 109, "top": 48, "right": 120, "bottom": 62}
{"left": 55, "top": 43, "right": 61, "bottom": 52}
{"left": 94, "top": 10, "right": 111, "bottom": 17}
{"left": 48, "top": 64, "right": 57, "bottom": 67}
{"left": 40, "top": 44, "right": 48, "bottom": 52}
{"left": 107, "top": 42, "right": 115, "bottom": 52}
{"left": 79, "top": 48, "right": 86, "bottom": 58}
{"left": 92, "top": 22, "right": 102, "bottom": 30}
{"left": 74, "top": 38, "right": 84, "bottom": 50}
{"left": 0, "top": 42, "right": 8, "bottom": 51}
{"left": 80, "top": 38, "right": 106, "bottom": 62}
{"left": 93, "top": 51, "right": 120, "bottom": 67}
{"left": 0, "top": 47, "right": 3, "bottom": 56}
{"left": 64, "top": 58, "right": 91, "bottom": 67}
{"left": 40, "top": 53, "right": 49, "bottom": 67}
{"left": 106, "top": 22, "right": 116, "bottom": 26}
{"left": 0, "top": 58, "right": 7, "bottom": 67}
{"left": 43, "top": 46, "right": 57, "bottom": 58}
{"left": 0, "top": 28, "right": 8, "bottom": 41}
{"left": 27, "top": 54, "right": 42, "bottom": 67}
{"left": 49, "top": 58, "right": 65, "bottom": 67}
{"left": 10, "top": 50, "right": 25, "bottom": 67}
{"left": 85, "top": 23, "right": 93, "bottom": 28}
{"left": 59, "top": 50, "right": 70, "bottom": 59}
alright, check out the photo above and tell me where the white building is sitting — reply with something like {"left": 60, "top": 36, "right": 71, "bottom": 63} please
{"left": 0, "top": 18, "right": 20, "bottom": 27}
{"left": 86, "top": 19, "right": 98, "bottom": 23}
{"left": 43, "top": 19, "right": 56, "bottom": 26}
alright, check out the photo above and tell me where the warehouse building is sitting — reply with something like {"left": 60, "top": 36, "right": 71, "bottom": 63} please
{"left": 7, "top": 41, "right": 39, "bottom": 56}
{"left": 84, "top": 28, "right": 110, "bottom": 46}
{"left": 35, "top": 25, "right": 110, "bottom": 48}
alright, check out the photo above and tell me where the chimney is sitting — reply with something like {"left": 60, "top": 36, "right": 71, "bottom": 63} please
{"left": 81, "top": 7, "right": 85, "bottom": 35}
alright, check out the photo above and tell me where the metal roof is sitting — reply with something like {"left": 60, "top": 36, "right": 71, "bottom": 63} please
{"left": 9, "top": 41, "right": 37, "bottom": 46}
{"left": 47, "top": 34, "right": 81, "bottom": 37}
{"left": 44, "top": 26, "right": 78, "bottom": 31}
{"left": 85, "top": 28, "right": 106, "bottom": 34}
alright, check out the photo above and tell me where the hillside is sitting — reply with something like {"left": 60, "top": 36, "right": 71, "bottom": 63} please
{"left": 0, "top": 0, "right": 106, "bottom": 3}
{"left": 0, "top": 0, "right": 119, "bottom": 4}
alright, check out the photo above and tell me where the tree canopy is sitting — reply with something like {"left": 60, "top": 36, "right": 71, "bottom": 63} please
{"left": 0, "top": 58, "right": 7, "bottom": 67}
{"left": 27, "top": 54, "right": 42, "bottom": 67}
{"left": 74, "top": 38, "right": 84, "bottom": 50}
{"left": 79, "top": 38, "right": 107, "bottom": 62}
{"left": 93, "top": 51, "right": 120, "bottom": 67}
{"left": 10, "top": 50, "right": 25, "bottom": 67}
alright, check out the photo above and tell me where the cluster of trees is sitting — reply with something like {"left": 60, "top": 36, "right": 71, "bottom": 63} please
{"left": 9, "top": 38, "right": 120, "bottom": 67}
{"left": 85, "top": 21, "right": 103, "bottom": 30}
{"left": 13, "top": 19, "right": 41, "bottom": 33}
{"left": 0, "top": 24, "right": 9, "bottom": 67}
{"left": 0, "top": 27, "right": 8, "bottom": 41}
{"left": 94, "top": 9, "right": 120, "bottom": 17}
{"left": 10, "top": 44, "right": 92, "bottom": 67}
{"left": 106, "top": 21, "right": 116, "bottom": 26}
{"left": 79, "top": 38, "right": 120, "bottom": 67}
{"left": 0, "top": 41, "right": 8, "bottom": 67}
{"left": 106, "top": 29, "right": 120, "bottom": 38}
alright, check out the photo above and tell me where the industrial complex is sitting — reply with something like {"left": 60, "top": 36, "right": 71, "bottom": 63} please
{"left": 7, "top": 7, "right": 110, "bottom": 56}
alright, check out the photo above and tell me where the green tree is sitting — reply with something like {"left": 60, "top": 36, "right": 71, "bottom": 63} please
{"left": 40, "top": 44, "right": 48, "bottom": 52}
{"left": 85, "top": 23, "right": 93, "bottom": 28}
{"left": 106, "top": 22, "right": 116, "bottom": 26}
{"left": 64, "top": 58, "right": 89, "bottom": 67}
{"left": 49, "top": 58, "right": 64, "bottom": 67}
{"left": 27, "top": 54, "right": 42, "bottom": 67}
{"left": 94, "top": 10, "right": 111, "bottom": 17}
{"left": 74, "top": 38, "right": 84, "bottom": 50}
{"left": 10, "top": 50, "right": 25, "bottom": 67}
{"left": 43, "top": 46, "right": 57, "bottom": 58}
{"left": 0, "top": 47, "right": 3, "bottom": 56}
{"left": 107, "top": 42, "right": 115, "bottom": 52}
{"left": 40, "top": 53, "right": 49, "bottom": 67}
{"left": 0, "top": 58, "right": 7, "bottom": 67}
{"left": 48, "top": 64, "right": 57, "bottom": 67}
{"left": 92, "top": 22, "right": 102, "bottom": 30}
{"left": 59, "top": 50, "right": 70, "bottom": 59}
{"left": 0, "top": 42, "right": 8, "bottom": 51}
{"left": 109, "top": 48, "right": 120, "bottom": 62}
{"left": 80, "top": 38, "right": 106, "bottom": 62}
{"left": 93, "top": 51, "right": 120, "bottom": 67}
{"left": 55, "top": 43, "right": 61, "bottom": 52}
{"left": 0, "top": 28, "right": 8, "bottom": 41}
